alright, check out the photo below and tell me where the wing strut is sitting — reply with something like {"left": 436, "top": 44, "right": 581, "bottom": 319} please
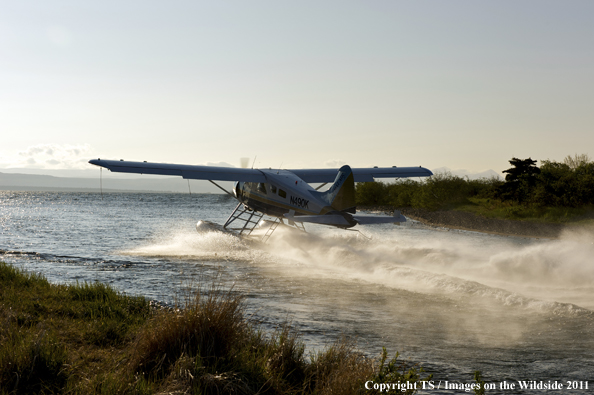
{"left": 208, "top": 180, "right": 234, "bottom": 197}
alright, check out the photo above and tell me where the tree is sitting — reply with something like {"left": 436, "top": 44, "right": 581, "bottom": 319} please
{"left": 564, "top": 153, "right": 591, "bottom": 170}
{"left": 535, "top": 159, "right": 594, "bottom": 207}
{"left": 498, "top": 157, "right": 540, "bottom": 203}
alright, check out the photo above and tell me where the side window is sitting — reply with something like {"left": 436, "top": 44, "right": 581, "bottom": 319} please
{"left": 258, "top": 183, "right": 267, "bottom": 194}
{"left": 278, "top": 189, "right": 286, "bottom": 198}
{"left": 270, "top": 185, "right": 277, "bottom": 194}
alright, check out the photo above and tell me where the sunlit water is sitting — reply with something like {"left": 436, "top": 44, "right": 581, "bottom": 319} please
{"left": 1, "top": 191, "right": 593, "bottom": 394}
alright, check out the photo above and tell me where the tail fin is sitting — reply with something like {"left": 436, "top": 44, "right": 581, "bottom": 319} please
{"left": 320, "top": 165, "right": 356, "bottom": 213}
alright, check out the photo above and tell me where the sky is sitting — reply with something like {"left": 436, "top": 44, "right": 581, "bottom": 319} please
{"left": 1, "top": 1, "right": 593, "bottom": 176}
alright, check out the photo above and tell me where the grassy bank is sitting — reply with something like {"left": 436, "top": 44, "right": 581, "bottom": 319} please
{"left": 355, "top": 162, "right": 594, "bottom": 227}
{"left": 0, "top": 262, "right": 429, "bottom": 394}
{"left": 449, "top": 198, "right": 594, "bottom": 225}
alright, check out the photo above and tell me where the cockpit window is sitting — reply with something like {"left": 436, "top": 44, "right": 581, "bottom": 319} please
{"left": 258, "top": 183, "right": 267, "bottom": 194}
{"left": 270, "top": 185, "right": 277, "bottom": 194}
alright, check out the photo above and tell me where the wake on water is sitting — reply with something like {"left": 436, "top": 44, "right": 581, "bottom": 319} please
{"left": 123, "top": 223, "right": 594, "bottom": 317}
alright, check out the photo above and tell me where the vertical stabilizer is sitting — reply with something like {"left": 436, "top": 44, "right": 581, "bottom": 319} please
{"left": 321, "top": 165, "right": 356, "bottom": 213}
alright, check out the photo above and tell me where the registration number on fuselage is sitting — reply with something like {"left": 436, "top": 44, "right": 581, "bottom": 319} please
{"left": 290, "top": 196, "right": 309, "bottom": 209}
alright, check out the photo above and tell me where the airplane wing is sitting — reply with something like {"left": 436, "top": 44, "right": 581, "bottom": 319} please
{"left": 88, "top": 159, "right": 432, "bottom": 183}
{"left": 88, "top": 159, "right": 267, "bottom": 183}
{"left": 288, "top": 167, "right": 432, "bottom": 183}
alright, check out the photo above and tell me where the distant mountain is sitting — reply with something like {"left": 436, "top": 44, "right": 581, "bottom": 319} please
{"left": 0, "top": 172, "right": 226, "bottom": 193}
{"left": 431, "top": 167, "right": 502, "bottom": 180}
{"left": 1, "top": 168, "right": 115, "bottom": 178}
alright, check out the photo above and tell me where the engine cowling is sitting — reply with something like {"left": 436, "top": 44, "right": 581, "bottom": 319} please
{"left": 233, "top": 181, "right": 246, "bottom": 202}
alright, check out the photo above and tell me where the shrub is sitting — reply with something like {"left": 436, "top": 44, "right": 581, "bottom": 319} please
{"left": 355, "top": 182, "right": 390, "bottom": 206}
{"left": 306, "top": 336, "right": 374, "bottom": 394}
{"left": 387, "top": 179, "right": 422, "bottom": 207}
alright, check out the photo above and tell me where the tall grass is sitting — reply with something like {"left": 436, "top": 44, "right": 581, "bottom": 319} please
{"left": 124, "top": 284, "right": 377, "bottom": 394}
{"left": 0, "top": 262, "right": 151, "bottom": 394}
{"left": 0, "top": 262, "right": 430, "bottom": 394}
{"left": 0, "top": 330, "right": 68, "bottom": 394}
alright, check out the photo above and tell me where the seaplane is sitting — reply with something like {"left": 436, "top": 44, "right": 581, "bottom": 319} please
{"left": 89, "top": 159, "right": 432, "bottom": 241}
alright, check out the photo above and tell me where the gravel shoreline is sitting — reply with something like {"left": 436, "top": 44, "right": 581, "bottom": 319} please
{"left": 360, "top": 206, "right": 568, "bottom": 238}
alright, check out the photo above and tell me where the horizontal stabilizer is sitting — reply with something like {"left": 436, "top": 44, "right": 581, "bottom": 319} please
{"left": 284, "top": 214, "right": 353, "bottom": 227}
{"left": 285, "top": 210, "right": 406, "bottom": 227}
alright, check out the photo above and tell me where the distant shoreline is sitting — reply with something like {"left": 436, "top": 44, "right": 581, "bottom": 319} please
{"left": 0, "top": 171, "right": 225, "bottom": 194}
{"left": 0, "top": 186, "right": 194, "bottom": 193}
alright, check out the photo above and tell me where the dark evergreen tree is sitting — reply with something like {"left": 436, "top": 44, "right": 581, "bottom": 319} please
{"left": 498, "top": 157, "right": 541, "bottom": 203}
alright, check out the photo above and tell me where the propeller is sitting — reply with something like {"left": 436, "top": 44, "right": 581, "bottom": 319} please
{"left": 240, "top": 156, "right": 257, "bottom": 169}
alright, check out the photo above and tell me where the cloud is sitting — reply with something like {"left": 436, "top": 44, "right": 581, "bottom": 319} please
{"left": 2, "top": 143, "right": 93, "bottom": 169}
{"left": 324, "top": 159, "right": 346, "bottom": 168}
